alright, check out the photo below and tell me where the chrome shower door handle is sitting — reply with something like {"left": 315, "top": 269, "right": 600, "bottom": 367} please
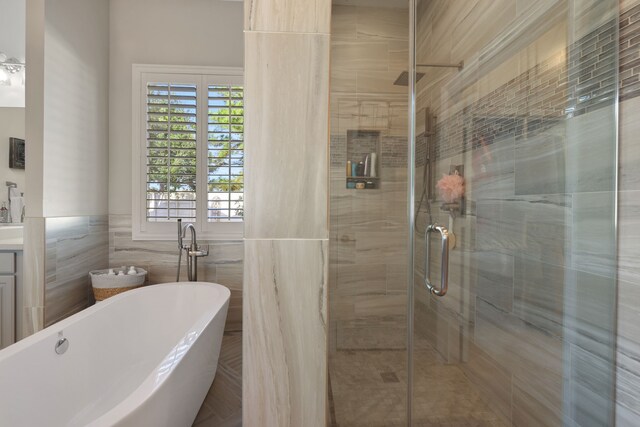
{"left": 424, "top": 224, "right": 450, "bottom": 297}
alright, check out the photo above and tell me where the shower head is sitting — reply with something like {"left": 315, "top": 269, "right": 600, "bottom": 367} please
{"left": 393, "top": 71, "right": 425, "bottom": 86}
{"left": 394, "top": 61, "right": 464, "bottom": 86}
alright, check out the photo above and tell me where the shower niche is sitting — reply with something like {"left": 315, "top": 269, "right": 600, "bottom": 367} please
{"left": 345, "top": 129, "right": 380, "bottom": 190}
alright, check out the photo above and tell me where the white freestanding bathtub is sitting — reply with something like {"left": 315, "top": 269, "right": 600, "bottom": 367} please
{"left": 0, "top": 282, "right": 230, "bottom": 427}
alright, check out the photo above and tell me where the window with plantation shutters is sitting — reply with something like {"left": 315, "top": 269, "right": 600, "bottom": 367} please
{"left": 146, "top": 83, "right": 198, "bottom": 222}
{"left": 133, "top": 65, "right": 244, "bottom": 240}
{"left": 207, "top": 85, "right": 244, "bottom": 222}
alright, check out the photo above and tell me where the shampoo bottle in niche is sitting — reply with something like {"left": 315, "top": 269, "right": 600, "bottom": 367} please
{"left": 370, "top": 153, "right": 377, "bottom": 178}
{"left": 357, "top": 161, "right": 365, "bottom": 177}
{"left": 364, "top": 154, "right": 371, "bottom": 177}
{"left": 347, "top": 160, "right": 352, "bottom": 177}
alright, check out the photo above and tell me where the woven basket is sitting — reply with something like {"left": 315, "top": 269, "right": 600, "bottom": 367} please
{"left": 90, "top": 268, "right": 147, "bottom": 301}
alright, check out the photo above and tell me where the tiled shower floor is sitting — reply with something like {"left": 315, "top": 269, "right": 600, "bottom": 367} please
{"left": 329, "top": 346, "right": 508, "bottom": 427}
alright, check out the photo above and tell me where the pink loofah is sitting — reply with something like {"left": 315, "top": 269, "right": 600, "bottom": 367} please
{"left": 436, "top": 173, "right": 465, "bottom": 203}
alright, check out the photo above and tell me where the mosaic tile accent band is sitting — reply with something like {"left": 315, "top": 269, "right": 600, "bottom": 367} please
{"left": 620, "top": 3, "right": 640, "bottom": 101}
{"left": 412, "top": 3, "right": 640, "bottom": 166}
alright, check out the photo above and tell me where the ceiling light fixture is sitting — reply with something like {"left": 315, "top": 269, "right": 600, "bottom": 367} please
{"left": 0, "top": 52, "right": 25, "bottom": 87}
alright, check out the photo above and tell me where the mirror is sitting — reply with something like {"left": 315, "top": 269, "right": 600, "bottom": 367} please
{"left": 0, "top": 0, "right": 26, "bottom": 226}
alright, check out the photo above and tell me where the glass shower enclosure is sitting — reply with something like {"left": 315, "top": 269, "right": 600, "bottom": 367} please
{"left": 328, "top": 0, "right": 619, "bottom": 425}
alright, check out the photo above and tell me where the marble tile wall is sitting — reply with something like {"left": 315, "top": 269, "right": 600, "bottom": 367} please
{"left": 616, "top": 30, "right": 640, "bottom": 417}
{"left": 244, "top": 240, "right": 328, "bottom": 426}
{"left": 329, "top": 164, "right": 408, "bottom": 351}
{"left": 245, "top": 0, "right": 330, "bottom": 34}
{"left": 243, "top": 0, "right": 330, "bottom": 425}
{"left": 243, "top": 31, "right": 329, "bottom": 240}
{"left": 44, "top": 216, "right": 109, "bottom": 327}
{"left": 616, "top": 3, "right": 640, "bottom": 415}
{"left": 330, "top": 4, "right": 409, "bottom": 139}
{"left": 329, "top": 4, "right": 409, "bottom": 353}
{"left": 107, "top": 215, "right": 243, "bottom": 332}
{"left": 21, "top": 217, "right": 45, "bottom": 338}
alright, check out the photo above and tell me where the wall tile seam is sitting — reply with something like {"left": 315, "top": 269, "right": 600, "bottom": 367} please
{"left": 243, "top": 30, "right": 331, "bottom": 36}
{"left": 109, "top": 239, "right": 243, "bottom": 244}
{"left": 40, "top": 215, "right": 107, "bottom": 219}
{"left": 243, "top": 238, "right": 329, "bottom": 241}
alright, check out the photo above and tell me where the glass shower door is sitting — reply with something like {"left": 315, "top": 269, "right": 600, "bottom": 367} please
{"left": 410, "top": 0, "right": 619, "bottom": 425}
{"left": 328, "top": 2, "right": 410, "bottom": 426}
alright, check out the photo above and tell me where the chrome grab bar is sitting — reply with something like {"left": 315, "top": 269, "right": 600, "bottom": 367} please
{"left": 424, "top": 224, "right": 450, "bottom": 297}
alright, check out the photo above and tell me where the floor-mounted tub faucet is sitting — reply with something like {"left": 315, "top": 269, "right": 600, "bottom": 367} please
{"left": 177, "top": 218, "right": 209, "bottom": 281}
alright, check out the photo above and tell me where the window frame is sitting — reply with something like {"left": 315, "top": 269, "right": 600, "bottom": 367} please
{"left": 132, "top": 64, "right": 244, "bottom": 240}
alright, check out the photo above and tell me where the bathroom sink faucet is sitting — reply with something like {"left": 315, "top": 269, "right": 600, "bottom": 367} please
{"left": 177, "top": 219, "right": 209, "bottom": 281}
{"left": 5, "top": 181, "right": 16, "bottom": 222}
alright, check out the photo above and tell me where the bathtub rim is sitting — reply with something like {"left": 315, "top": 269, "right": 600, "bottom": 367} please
{"left": 0, "top": 281, "right": 230, "bottom": 363}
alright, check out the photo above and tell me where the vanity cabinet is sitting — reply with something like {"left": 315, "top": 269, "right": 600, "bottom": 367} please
{"left": 0, "top": 252, "right": 16, "bottom": 349}
{"left": 0, "top": 275, "right": 15, "bottom": 348}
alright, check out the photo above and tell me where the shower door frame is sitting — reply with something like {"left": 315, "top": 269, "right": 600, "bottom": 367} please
{"left": 406, "top": 0, "right": 417, "bottom": 424}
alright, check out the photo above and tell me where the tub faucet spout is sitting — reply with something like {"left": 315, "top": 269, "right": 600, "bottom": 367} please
{"left": 176, "top": 219, "right": 209, "bottom": 281}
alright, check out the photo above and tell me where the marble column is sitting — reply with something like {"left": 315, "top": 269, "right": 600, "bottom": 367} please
{"left": 243, "top": 0, "right": 331, "bottom": 426}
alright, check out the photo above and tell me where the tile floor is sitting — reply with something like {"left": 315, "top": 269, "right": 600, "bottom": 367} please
{"left": 192, "top": 332, "right": 242, "bottom": 427}
{"left": 192, "top": 331, "right": 504, "bottom": 426}
{"left": 329, "top": 345, "right": 508, "bottom": 427}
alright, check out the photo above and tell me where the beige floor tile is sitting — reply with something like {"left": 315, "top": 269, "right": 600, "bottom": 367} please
{"left": 329, "top": 345, "right": 508, "bottom": 427}
{"left": 193, "top": 332, "right": 242, "bottom": 427}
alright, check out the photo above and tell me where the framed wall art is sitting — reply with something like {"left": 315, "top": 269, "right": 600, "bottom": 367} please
{"left": 9, "top": 137, "right": 25, "bottom": 169}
